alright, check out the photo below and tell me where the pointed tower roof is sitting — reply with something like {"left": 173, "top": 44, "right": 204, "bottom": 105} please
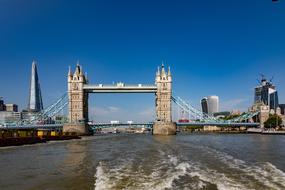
{"left": 161, "top": 62, "right": 166, "bottom": 76}
{"left": 68, "top": 66, "right": 72, "bottom": 76}
{"left": 79, "top": 65, "right": 83, "bottom": 76}
{"left": 74, "top": 62, "right": 81, "bottom": 76}
{"left": 85, "top": 72, "right": 88, "bottom": 83}
{"left": 156, "top": 66, "right": 160, "bottom": 76}
{"left": 167, "top": 66, "right": 171, "bottom": 76}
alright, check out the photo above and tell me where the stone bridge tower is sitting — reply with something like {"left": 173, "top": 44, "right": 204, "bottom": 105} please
{"left": 63, "top": 64, "right": 90, "bottom": 135}
{"left": 153, "top": 64, "right": 177, "bottom": 135}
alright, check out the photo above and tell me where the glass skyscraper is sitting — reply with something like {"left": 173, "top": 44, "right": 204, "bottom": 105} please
{"left": 201, "top": 96, "right": 219, "bottom": 116}
{"left": 28, "top": 61, "right": 43, "bottom": 112}
{"left": 254, "top": 77, "right": 279, "bottom": 110}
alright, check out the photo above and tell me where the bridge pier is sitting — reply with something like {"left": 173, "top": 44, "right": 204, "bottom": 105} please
{"left": 63, "top": 123, "right": 91, "bottom": 135}
{"left": 153, "top": 122, "right": 177, "bottom": 135}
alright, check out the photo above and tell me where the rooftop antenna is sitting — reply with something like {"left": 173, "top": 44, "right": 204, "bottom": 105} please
{"left": 256, "top": 79, "right": 262, "bottom": 85}
{"left": 270, "top": 76, "right": 274, "bottom": 83}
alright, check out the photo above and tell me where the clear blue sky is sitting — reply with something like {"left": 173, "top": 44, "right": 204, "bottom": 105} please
{"left": 0, "top": 0, "right": 284, "bottom": 122}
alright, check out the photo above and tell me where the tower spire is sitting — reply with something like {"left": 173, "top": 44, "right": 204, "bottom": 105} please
{"left": 74, "top": 61, "right": 80, "bottom": 76}
{"left": 68, "top": 66, "right": 72, "bottom": 76}
{"left": 168, "top": 66, "right": 171, "bottom": 76}
{"left": 80, "top": 65, "right": 83, "bottom": 76}
{"left": 156, "top": 66, "right": 160, "bottom": 76}
{"left": 85, "top": 72, "right": 88, "bottom": 83}
{"left": 161, "top": 61, "right": 166, "bottom": 76}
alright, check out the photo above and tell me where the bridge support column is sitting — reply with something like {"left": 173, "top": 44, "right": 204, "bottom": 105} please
{"left": 63, "top": 123, "right": 90, "bottom": 135}
{"left": 153, "top": 64, "right": 177, "bottom": 135}
{"left": 153, "top": 121, "right": 177, "bottom": 135}
{"left": 63, "top": 63, "right": 90, "bottom": 135}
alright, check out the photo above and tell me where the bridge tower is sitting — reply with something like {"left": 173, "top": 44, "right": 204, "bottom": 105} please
{"left": 153, "top": 64, "right": 177, "bottom": 135}
{"left": 63, "top": 63, "right": 90, "bottom": 135}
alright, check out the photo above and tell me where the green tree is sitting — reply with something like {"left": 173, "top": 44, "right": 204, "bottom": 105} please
{"left": 264, "top": 114, "right": 282, "bottom": 128}
{"left": 223, "top": 114, "right": 241, "bottom": 120}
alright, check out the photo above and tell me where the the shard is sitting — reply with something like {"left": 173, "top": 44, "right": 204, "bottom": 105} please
{"left": 28, "top": 61, "right": 43, "bottom": 112}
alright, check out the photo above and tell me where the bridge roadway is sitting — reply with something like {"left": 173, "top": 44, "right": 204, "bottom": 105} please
{"left": 0, "top": 122, "right": 260, "bottom": 131}
{"left": 83, "top": 84, "right": 157, "bottom": 93}
{"left": 0, "top": 124, "right": 63, "bottom": 130}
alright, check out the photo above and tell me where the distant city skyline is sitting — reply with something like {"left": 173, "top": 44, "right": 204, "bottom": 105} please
{"left": 1, "top": 0, "right": 285, "bottom": 122}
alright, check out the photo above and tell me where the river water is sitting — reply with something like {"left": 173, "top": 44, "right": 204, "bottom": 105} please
{"left": 0, "top": 133, "right": 285, "bottom": 190}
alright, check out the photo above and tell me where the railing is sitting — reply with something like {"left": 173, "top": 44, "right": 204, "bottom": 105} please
{"left": 84, "top": 83, "right": 156, "bottom": 87}
{"left": 1, "top": 93, "right": 69, "bottom": 126}
{"left": 172, "top": 95, "right": 260, "bottom": 124}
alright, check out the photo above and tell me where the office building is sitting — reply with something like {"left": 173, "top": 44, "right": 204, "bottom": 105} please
{"left": 201, "top": 97, "right": 208, "bottom": 114}
{"left": 201, "top": 96, "right": 219, "bottom": 116}
{"left": 0, "top": 98, "right": 21, "bottom": 123}
{"left": 254, "top": 76, "right": 279, "bottom": 110}
{"left": 279, "top": 104, "right": 285, "bottom": 115}
{"left": 0, "top": 98, "right": 4, "bottom": 111}
{"left": 0, "top": 111, "right": 22, "bottom": 123}
{"left": 5, "top": 104, "right": 18, "bottom": 112}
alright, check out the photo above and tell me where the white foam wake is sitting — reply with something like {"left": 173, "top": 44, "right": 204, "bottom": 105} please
{"left": 201, "top": 146, "right": 285, "bottom": 190}
{"left": 94, "top": 148, "right": 285, "bottom": 190}
{"left": 94, "top": 154, "right": 248, "bottom": 190}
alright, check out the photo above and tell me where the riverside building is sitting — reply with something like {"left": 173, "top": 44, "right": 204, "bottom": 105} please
{"left": 0, "top": 98, "right": 21, "bottom": 124}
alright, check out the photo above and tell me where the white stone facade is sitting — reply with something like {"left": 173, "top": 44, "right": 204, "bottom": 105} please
{"left": 68, "top": 64, "right": 88, "bottom": 123}
{"left": 155, "top": 64, "right": 172, "bottom": 122}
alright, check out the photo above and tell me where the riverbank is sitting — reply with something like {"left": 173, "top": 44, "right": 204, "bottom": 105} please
{"left": 179, "top": 129, "right": 285, "bottom": 135}
{"left": 0, "top": 135, "right": 81, "bottom": 147}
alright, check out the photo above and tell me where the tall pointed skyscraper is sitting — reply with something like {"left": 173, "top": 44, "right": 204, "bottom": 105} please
{"left": 28, "top": 61, "right": 43, "bottom": 112}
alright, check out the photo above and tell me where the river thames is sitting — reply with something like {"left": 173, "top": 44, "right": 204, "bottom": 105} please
{"left": 0, "top": 133, "right": 285, "bottom": 190}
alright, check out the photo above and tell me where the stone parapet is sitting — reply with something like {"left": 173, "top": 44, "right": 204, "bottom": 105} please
{"left": 153, "top": 121, "right": 177, "bottom": 135}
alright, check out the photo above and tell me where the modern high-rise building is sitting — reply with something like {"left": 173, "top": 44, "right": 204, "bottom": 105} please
{"left": 207, "top": 96, "right": 219, "bottom": 115}
{"left": 254, "top": 76, "right": 279, "bottom": 110}
{"left": 0, "top": 98, "right": 4, "bottom": 111}
{"left": 201, "top": 96, "right": 219, "bottom": 116}
{"left": 201, "top": 98, "right": 208, "bottom": 114}
{"left": 279, "top": 104, "right": 285, "bottom": 115}
{"left": 27, "top": 61, "right": 43, "bottom": 112}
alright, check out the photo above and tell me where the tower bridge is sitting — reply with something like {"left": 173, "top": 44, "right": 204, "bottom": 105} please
{"left": 64, "top": 63, "right": 176, "bottom": 135}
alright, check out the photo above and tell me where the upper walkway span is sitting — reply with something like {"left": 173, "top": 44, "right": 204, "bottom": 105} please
{"left": 83, "top": 83, "right": 157, "bottom": 93}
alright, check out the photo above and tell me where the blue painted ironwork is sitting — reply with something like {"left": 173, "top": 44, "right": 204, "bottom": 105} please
{"left": 0, "top": 93, "right": 68, "bottom": 126}
{"left": 172, "top": 96, "right": 260, "bottom": 125}
{"left": 0, "top": 124, "right": 63, "bottom": 130}
{"left": 29, "top": 93, "right": 68, "bottom": 123}
{"left": 0, "top": 92, "right": 261, "bottom": 129}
